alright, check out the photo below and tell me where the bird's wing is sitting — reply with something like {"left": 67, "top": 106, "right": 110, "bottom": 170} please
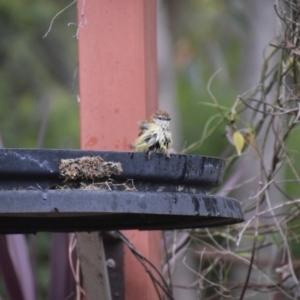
{"left": 138, "top": 121, "right": 150, "bottom": 136}
{"left": 138, "top": 121, "right": 150, "bottom": 130}
{"left": 144, "top": 132, "right": 158, "bottom": 144}
{"left": 133, "top": 124, "right": 160, "bottom": 152}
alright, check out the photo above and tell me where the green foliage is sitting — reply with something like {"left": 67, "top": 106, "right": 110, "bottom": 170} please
{"left": 34, "top": 234, "right": 51, "bottom": 300}
{"left": 172, "top": 0, "right": 245, "bottom": 157}
{"left": 285, "top": 131, "right": 300, "bottom": 198}
{"left": 0, "top": 0, "right": 79, "bottom": 149}
{"left": 178, "top": 75, "right": 237, "bottom": 157}
{"left": 0, "top": 0, "right": 79, "bottom": 298}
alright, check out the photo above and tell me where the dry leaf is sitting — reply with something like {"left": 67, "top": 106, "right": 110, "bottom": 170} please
{"left": 244, "top": 131, "right": 257, "bottom": 150}
{"left": 233, "top": 131, "right": 244, "bottom": 156}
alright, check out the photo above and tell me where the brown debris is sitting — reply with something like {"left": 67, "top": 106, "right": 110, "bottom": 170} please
{"left": 79, "top": 179, "right": 136, "bottom": 191}
{"left": 59, "top": 156, "right": 123, "bottom": 181}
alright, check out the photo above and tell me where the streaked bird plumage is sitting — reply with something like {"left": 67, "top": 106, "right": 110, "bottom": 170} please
{"left": 133, "top": 110, "right": 173, "bottom": 157}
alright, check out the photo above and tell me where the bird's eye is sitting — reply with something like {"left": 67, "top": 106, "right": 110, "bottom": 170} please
{"left": 155, "top": 116, "right": 170, "bottom": 121}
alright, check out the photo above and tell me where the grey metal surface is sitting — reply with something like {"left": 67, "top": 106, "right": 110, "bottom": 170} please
{"left": 0, "top": 190, "right": 243, "bottom": 233}
{"left": 0, "top": 149, "right": 224, "bottom": 190}
{"left": 0, "top": 149, "right": 244, "bottom": 233}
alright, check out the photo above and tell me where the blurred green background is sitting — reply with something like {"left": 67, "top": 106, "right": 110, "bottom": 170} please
{"left": 0, "top": 1, "right": 79, "bottom": 298}
{"left": 0, "top": 0, "right": 79, "bottom": 149}
{"left": 0, "top": 0, "right": 245, "bottom": 154}
{"left": 0, "top": 0, "right": 285, "bottom": 299}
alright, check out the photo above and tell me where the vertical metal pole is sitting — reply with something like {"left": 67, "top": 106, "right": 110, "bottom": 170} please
{"left": 77, "top": 0, "right": 160, "bottom": 299}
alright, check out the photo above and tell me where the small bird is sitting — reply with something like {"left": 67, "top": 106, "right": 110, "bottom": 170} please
{"left": 133, "top": 110, "right": 173, "bottom": 158}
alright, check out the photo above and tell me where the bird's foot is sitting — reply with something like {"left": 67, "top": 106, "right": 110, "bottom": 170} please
{"left": 146, "top": 151, "right": 152, "bottom": 160}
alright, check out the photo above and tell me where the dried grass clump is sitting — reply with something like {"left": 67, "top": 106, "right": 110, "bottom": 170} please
{"left": 79, "top": 179, "right": 136, "bottom": 191}
{"left": 59, "top": 156, "right": 123, "bottom": 181}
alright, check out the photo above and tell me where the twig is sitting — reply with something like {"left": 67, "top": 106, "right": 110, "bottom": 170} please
{"left": 43, "top": 0, "right": 77, "bottom": 38}
{"left": 117, "top": 231, "right": 174, "bottom": 300}
{"left": 163, "top": 231, "right": 173, "bottom": 294}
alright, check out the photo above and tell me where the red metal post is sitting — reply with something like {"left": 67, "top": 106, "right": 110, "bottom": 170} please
{"left": 77, "top": 0, "right": 160, "bottom": 299}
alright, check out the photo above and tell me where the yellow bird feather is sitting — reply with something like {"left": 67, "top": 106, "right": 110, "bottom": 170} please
{"left": 133, "top": 110, "right": 173, "bottom": 157}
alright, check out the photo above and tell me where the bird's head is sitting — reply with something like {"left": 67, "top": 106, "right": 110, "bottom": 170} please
{"left": 151, "top": 110, "right": 171, "bottom": 130}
